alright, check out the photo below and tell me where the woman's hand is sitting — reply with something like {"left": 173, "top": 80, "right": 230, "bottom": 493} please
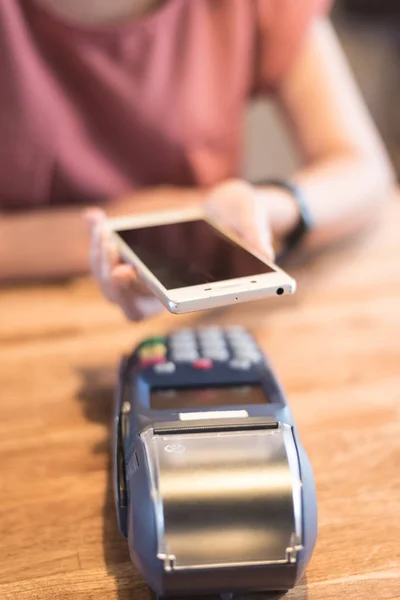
{"left": 85, "top": 208, "right": 165, "bottom": 321}
{"left": 85, "top": 180, "right": 275, "bottom": 321}
{"left": 204, "top": 179, "right": 275, "bottom": 261}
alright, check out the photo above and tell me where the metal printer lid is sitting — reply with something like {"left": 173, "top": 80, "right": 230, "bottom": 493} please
{"left": 141, "top": 422, "right": 302, "bottom": 572}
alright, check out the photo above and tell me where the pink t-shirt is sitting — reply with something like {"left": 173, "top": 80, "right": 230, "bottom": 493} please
{"left": 0, "top": 0, "right": 331, "bottom": 210}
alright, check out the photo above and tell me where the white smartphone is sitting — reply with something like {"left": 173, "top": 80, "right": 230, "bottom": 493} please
{"left": 106, "top": 206, "right": 296, "bottom": 314}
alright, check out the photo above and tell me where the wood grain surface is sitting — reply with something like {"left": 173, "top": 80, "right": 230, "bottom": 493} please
{"left": 1, "top": 198, "right": 399, "bottom": 600}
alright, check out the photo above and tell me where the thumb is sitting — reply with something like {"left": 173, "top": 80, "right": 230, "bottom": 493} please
{"left": 224, "top": 195, "right": 275, "bottom": 262}
{"left": 251, "top": 194, "right": 275, "bottom": 261}
{"left": 84, "top": 207, "right": 106, "bottom": 231}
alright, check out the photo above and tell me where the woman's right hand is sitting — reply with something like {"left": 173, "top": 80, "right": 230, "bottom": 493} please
{"left": 85, "top": 208, "right": 165, "bottom": 321}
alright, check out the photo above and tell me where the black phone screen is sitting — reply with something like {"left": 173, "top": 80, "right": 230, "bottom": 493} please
{"left": 116, "top": 219, "right": 275, "bottom": 289}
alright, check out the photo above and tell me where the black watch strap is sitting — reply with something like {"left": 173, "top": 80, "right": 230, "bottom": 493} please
{"left": 255, "top": 178, "right": 313, "bottom": 263}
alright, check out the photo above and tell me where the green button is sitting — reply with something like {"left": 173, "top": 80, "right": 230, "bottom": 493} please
{"left": 139, "top": 344, "right": 167, "bottom": 360}
{"left": 140, "top": 336, "right": 166, "bottom": 347}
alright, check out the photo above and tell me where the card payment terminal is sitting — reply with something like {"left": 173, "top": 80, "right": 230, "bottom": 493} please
{"left": 113, "top": 327, "right": 317, "bottom": 597}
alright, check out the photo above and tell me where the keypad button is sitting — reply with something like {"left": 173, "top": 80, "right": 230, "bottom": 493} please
{"left": 234, "top": 348, "right": 262, "bottom": 362}
{"left": 199, "top": 338, "right": 226, "bottom": 348}
{"left": 192, "top": 358, "right": 213, "bottom": 370}
{"left": 170, "top": 340, "right": 197, "bottom": 352}
{"left": 231, "top": 342, "right": 255, "bottom": 353}
{"left": 170, "top": 335, "right": 197, "bottom": 346}
{"left": 200, "top": 342, "right": 228, "bottom": 354}
{"left": 229, "top": 338, "right": 253, "bottom": 348}
{"left": 251, "top": 353, "right": 263, "bottom": 363}
{"left": 200, "top": 341, "right": 227, "bottom": 353}
{"left": 170, "top": 338, "right": 196, "bottom": 349}
{"left": 206, "top": 351, "right": 230, "bottom": 362}
{"left": 172, "top": 352, "right": 199, "bottom": 363}
{"left": 171, "top": 328, "right": 195, "bottom": 338}
{"left": 171, "top": 333, "right": 195, "bottom": 342}
{"left": 154, "top": 362, "right": 176, "bottom": 374}
{"left": 229, "top": 359, "right": 252, "bottom": 371}
{"left": 230, "top": 345, "right": 257, "bottom": 359}
{"left": 170, "top": 336, "right": 196, "bottom": 344}
{"left": 198, "top": 337, "right": 225, "bottom": 349}
{"left": 228, "top": 333, "right": 253, "bottom": 345}
{"left": 226, "top": 333, "right": 250, "bottom": 344}
{"left": 236, "top": 354, "right": 263, "bottom": 365}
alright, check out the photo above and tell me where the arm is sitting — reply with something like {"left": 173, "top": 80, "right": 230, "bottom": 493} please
{"left": 0, "top": 188, "right": 202, "bottom": 283}
{"left": 0, "top": 206, "right": 91, "bottom": 282}
{"left": 85, "top": 16, "right": 397, "bottom": 323}
{"left": 259, "top": 18, "right": 396, "bottom": 250}
{"left": 175, "top": 17, "right": 397, "bottom": 267}
{"left": 3, "top": 20, "right": 394, "bottom": 289}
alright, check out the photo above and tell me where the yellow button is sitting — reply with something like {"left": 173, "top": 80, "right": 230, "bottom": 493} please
{"left": 139, "top": 344, "right": 167, "bottom": 360}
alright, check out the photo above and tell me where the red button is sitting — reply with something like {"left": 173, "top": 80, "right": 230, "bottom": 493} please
{"left": 192, "top": 358, "right": 213, "bottom": 370}
{"left": 140, "top": 357, "right": 166, "bottom": 368}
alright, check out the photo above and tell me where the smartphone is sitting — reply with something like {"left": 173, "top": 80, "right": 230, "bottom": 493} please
{"left": 106, "top": 207, "right": 296, "bottom": 314}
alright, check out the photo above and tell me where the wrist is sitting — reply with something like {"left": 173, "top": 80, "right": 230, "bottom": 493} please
{"left": 257, "top": 185, "right": 301, "bottom": 239}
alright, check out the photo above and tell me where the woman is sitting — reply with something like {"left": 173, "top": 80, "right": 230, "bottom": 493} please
{"left": 0, "top": 0, "right": 395, "bottom": 319}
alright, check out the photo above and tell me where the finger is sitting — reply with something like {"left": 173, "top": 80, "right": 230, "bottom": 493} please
{"left": 203, "top": 184, "right": 254, "bottom": 239}
{"left": 110, "top": 265, "right": 164, "bottom": 321}
{"left": 251, "top": 193, "right": 275, "bottom": 260}
{"left": 84, "top": 207, "right": 106, "bottom": 230}
{"left": 86, "top": 208, "right": 109, "bottom": 281}
{"left": 111, "top": 263, "right": 154, "bottom": 297}
{"left": 130, "top": 296, "right": 165, "bottom": 321}
{"left": 89, "top": 221, "right": 104, "bottom": 282}
{"left": 97, "top": 229, "right": 122, "bottom": 302}
{"left": 204, "top": 183, "right": 275, "bottom": 262}
{"left": 85, "top": 213, "right": 160, "bottom": 312}
{"left": 225, "top": 194, "right": 274, "bottom": 261}
{"left": 214, "top": 199, "right": 270, "bottom": 256}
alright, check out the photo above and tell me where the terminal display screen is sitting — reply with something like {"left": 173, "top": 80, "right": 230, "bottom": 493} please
{"left": 150, "top": 384, "right": 270, "bottom": 411}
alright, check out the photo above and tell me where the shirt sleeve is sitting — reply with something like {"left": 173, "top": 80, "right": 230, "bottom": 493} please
{"left": 253, "top": 0, "right": 333, "bottom": 93}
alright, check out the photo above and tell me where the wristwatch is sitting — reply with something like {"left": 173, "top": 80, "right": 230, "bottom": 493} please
{"left": 255, "top": 178, "right": 313, "bottom": 263}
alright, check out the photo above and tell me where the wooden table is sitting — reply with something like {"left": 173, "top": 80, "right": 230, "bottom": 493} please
{"left": 1, "top": 199, "right": 399, "bottom": 600}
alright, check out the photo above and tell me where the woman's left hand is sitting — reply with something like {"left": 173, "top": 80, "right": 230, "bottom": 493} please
{"left": 204, "top": 179, "right": 275, "bottom": 262}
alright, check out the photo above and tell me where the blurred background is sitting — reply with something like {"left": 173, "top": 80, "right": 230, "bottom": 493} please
{"left": 244, "top": 0, "right": 400, "bottom": 181}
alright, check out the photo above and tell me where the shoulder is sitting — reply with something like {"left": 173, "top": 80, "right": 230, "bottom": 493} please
{"left": 178, "top": 0, "right": 333, "bottom": 93}
{"left": 254, "top": 0, "right": 334, "bottom": 91}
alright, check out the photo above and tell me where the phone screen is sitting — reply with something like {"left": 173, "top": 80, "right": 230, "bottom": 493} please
{"left": 116, "top": 219, "right": 275, "bottom": 289}
{"left": 150, "top": 384, "right": 270, "bottom": 411}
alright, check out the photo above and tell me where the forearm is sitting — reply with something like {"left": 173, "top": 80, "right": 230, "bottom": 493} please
{"left": 0, "top": 206, "right": 90, "bottom": 282}
{"left": 0, "top": 187, "right": 202, "bottom": 283}
{"left": 294, "top": 152, "right": 395, "bottom": 248}
{"left": 262, "top": 150, "right": 396, "bottom": 250}
{"left": 261, "top": 17, "right": 397, "bottom": 251}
